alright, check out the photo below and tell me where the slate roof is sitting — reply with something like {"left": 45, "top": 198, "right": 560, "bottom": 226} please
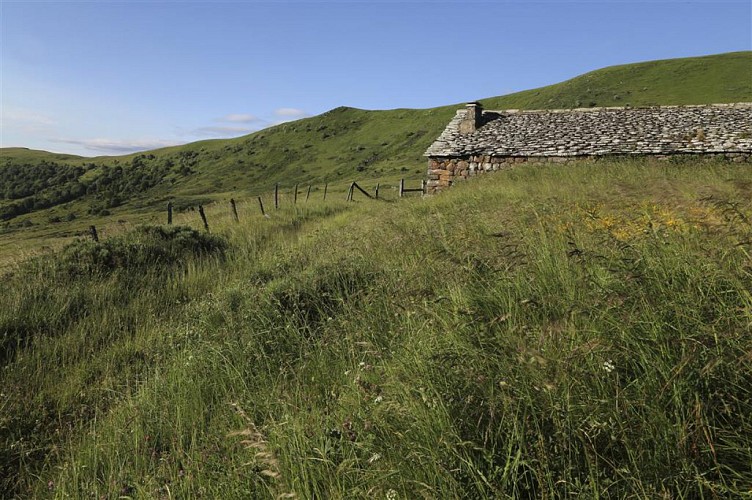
{"left": 424, "top": 103, "right": 752, "bottom": 158}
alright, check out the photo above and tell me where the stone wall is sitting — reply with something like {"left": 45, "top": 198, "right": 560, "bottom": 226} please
{"left": 426, "top": 152, "right": 751, "bottom": 193}
{"left": 425, "top": 102, "right": 752, "bottom": 193}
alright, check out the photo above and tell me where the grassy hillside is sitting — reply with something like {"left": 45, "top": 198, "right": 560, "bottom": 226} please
{"left": 482, "top": 51, "right": 752, "bottom": 110}
{"left": 0, "top": 148, "right": 86, "bottom": 163}
{"left": 1, "top": 52, "right": 750, "bottom": 239}
{"left": 2, "top": 156, "right": 751, "bottom": 497}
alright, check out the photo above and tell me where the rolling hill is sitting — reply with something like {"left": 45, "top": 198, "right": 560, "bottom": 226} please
{"left": 1, "top": 51, "right": 751, "bottom": 237}
{"left": 3, "top": 157, "right": 751, "bottom": 497}
{"left": 2, "top": 51, "right": 752, "bottom": 497}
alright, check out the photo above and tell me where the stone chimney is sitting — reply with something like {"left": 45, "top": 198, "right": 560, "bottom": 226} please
{"left": 459, "top": 102, "right": 483, "bottom": 135}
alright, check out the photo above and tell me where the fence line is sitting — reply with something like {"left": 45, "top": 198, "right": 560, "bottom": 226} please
{"left": 399, "top": 178, "right": 426, "bottom": 197}
{"left": 87, "top": 177, "right": 424, "bottom": 242}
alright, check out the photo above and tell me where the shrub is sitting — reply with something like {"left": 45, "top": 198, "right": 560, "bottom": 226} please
{"left": 56, "top": 225, "right": 227, "bottom": 278}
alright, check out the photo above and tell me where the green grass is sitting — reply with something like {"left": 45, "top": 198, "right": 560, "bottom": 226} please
{"left": 482, "top": 51, "right": 752, "bottom": 110}
{"left": 1, "top": 51, "right": 750, "bottom": 254}
{"left": 2, "top": 156, "right": 751, "bottom": 498}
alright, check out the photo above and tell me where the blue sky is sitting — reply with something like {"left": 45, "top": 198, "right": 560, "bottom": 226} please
{"left": 2, "top": 1, "right": 750, "bottom": 157}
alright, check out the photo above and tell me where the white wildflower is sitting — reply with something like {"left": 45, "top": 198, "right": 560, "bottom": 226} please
{"left": 374, "top": 395, "right": 383, "bottom": 403}
{"left": 386, "top": 489, "right": 398, "bottom": 500}
{"left": 603, "top": 359, "right": 615, "bottom": 373}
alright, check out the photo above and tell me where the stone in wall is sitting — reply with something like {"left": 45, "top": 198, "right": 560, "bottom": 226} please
{"left": 425, "top": 103, "right": 752, "bottom": 158}
{"left": 424, "top": 103, "right": 752, "bottom": 193}
{"left": 425, "top": 152, "right": 751, "bottom": 194}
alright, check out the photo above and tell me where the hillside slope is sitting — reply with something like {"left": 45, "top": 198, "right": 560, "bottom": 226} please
{"left": 1, "top": 51, "right": 750, "bottom": 231}
{"left": 482, "top": 51, "right": 752, "bottom": 110}
{"left": 2, "top": 156, "right": 751, "bottom": 497}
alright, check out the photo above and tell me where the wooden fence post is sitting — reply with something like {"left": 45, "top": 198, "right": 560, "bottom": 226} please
{"left": 198, "top": 205, "right": 209, "bottom": 232}
{"left": 306, "top": 185, "right": 311, "bottom": 202}
{"left": 421, "top": 179, "right": 426, "bottom": 196}
{"left": 275, "top": 183, "right": 279, "bottom": 209}
{"left": 399, "top": 178, "right": 404, "bottom": 198}
{"left": 89, "top": 225, "right": 99, "bottom": 242}
{"left": 293, "top": 184, "right": 298, "bottom": 204}
{"left": 351, "top": 182, "right": 373, "bottom": 199}
{"left": 258, "top": 196, "right": 266, "bottom": 217}
{"left": 346, "top": 182, "right": 355, "bottom": 201}
{"left": 375, "top": 183, "right": 380, "bottom": 200}
{"left": 230, "top": 198, "right": 239, "bottom": 222}
{"left": 323, "top": 183, "right": 328, "bottom": 201}
{"left": 167, "top": 201, "right": 173, "bottom": 225}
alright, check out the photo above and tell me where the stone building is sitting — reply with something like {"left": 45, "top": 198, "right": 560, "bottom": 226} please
{"left": 424, "top": 102, "right": 752, "bottom": 193}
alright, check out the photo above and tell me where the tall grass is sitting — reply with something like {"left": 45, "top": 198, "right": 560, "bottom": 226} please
{"left": 1, "top": 157, "right": 751, "bottom": 498}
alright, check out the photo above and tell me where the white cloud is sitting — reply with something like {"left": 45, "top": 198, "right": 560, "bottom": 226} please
{"left": 51, "top": 137, "right": 182, "bottom": 155}
{"left": 274, "top": 107, "right": 310, "bottom": 119}
{"left": 2, "top": 108, "right": 57, "bottom": 136}
{"left": 217, "top": 113, "right": 260, "bottom": 123}
{"left": 3, "top": 109, "right": 56, "bottom": 126}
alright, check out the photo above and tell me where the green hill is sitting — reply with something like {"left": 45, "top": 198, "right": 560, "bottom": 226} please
{"left": 2, "top": 51, "right": 752, "bottom": 497}
{"left": 482, "top": 51, "right": 752, "bottom": 110}
{"left": 0, "top": 147, "right": 86, "bottom": 163}
{"left": 2, "top": 157, "right": 751, "bottom": 497}
{"left": 1, "top": 51, "right": 751, "bottom": 242}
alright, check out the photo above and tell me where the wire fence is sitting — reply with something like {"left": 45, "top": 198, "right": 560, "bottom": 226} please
{"left": 90, "top": 178, "right": 427, "bottom": 239}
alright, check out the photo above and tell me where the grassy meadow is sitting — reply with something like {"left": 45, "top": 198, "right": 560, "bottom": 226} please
{"left": 2, "top": 51, "right": 751, "bottom": 258}
{"left": 2, "top": 156, "right": 751, "bottom": 498}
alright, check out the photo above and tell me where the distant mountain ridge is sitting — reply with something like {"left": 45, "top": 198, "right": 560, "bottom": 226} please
{"left": 1, "top": 51, "right": 750, "bottom": 224}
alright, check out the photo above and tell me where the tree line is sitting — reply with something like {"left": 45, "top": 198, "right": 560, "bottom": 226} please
{"left": 0, "top": 152, "right": 199, "bottom": 221}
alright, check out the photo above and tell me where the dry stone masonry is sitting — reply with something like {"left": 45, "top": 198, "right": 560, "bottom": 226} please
{"left": 425, "top": 102, "right": 752, "bottom": 192}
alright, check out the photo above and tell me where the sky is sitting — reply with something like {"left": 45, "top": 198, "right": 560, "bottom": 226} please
{"left": 1, "top": 0, "right": 750, "bottom": 157}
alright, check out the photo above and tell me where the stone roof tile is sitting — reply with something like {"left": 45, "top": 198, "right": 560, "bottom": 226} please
{"left": 424, "top": 103, "right": 752, "bottom": 157}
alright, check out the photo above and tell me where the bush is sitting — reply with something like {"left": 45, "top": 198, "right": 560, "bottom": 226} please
{"left": 56, "top": 225, "right": 227, "bottom": 278}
